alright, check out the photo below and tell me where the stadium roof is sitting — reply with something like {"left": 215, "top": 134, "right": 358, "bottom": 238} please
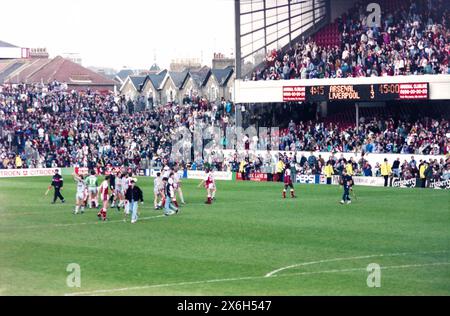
{"left": 1, "top": 58, "right": 51, "bottom": 83}
{"left": 0, "top": 40, "right": 19, "bottom": 48}
{"left": 0, "top": 61, "right": 26, "bottom": 83}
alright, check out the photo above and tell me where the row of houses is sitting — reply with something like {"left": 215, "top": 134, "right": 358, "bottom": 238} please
{"left": 120, "top": 65, "right": 235, "bottom": 106}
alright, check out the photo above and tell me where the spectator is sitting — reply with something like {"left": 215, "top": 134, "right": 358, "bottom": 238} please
{"left": 253, "top": 0, "right": 449, "bottom": 81}
{"left": 392, "top": 158, "right": 401, "bottom": 177}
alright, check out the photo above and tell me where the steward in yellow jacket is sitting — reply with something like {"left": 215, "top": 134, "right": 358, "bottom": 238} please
{"left": 380, "top": 159, "right": 392, "bottom": 187}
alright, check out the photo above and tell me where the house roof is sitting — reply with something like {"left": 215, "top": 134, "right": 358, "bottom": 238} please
{"left": 189, "top": 66, "right": 211, "bottom": 87}
{"left": 147, "top": 70, "right": 167, "bottom": 90}
{"left": 129, "top": 75, "right": 147, "bottom": 92}
{"left": 211, "top": 66, "right": 234, "bottom": 86}
{"left": 168, "top": 71, "right": 189, "bottom": 89}
{"left": 0, "top": 40, "right": 18, "bottom": 48}
{"left": 116, "top": 69, "right": 135, "bottom": 81}
{"left": 2, "top": 56, "right": 117, "bottom": 88}
{"left": 28, "top": 56, "right": 117, "bottom": 86}
{"left": 0, "top": 61, "right": 26, "bottom": 83}
{"left": 2, "top": 58, "right": 52, "bottom": 83}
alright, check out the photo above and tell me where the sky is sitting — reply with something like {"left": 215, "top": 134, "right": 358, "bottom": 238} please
{"left": 0, "top": 0, "right": 236, "bottom": 71}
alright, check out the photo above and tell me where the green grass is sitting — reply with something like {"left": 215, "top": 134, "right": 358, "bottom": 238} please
{"left": 0, "top": 176, "right": 449, "bottom": 296}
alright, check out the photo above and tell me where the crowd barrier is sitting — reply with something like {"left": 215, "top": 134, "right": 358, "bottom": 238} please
{"left": 235, "top": 171, "right": 449, "bottom": 190}
{"left": 1, "top": 167, "right": 447, "bottom": 189}
{"left": 139, "top": 169, "right": 234, "bottom": 181}
{"left": 0, "top": 167, "right": 62, "bottom": 178}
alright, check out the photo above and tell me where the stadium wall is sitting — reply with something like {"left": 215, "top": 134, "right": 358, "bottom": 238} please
{"left": 219, "top": 150, "right": 445, "bottom": 172}
{"left": 234, "top": 75, "right": 450, "bottom": 103}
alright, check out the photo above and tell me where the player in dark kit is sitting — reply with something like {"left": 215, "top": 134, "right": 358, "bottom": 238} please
{"left": 48, "top": 169, "right": 65, "bottom": 204}
{"left": 340, "top": 170, "right": 353, "bottom": 205}
{"left": 282, "top": 163, "right": 296, "bottom": 199}
{"left": 108, "top": 170, "right": 116, "bottom": 207}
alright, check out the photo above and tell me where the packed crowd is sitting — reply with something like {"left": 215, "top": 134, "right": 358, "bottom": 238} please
{"left": 277, "top": 117, "right": 450, "bottom": 155}
{"left": 1, "top": 81, "right": 448, "bottom": 182}
{"left": 251, "top": 0, "right": 449, "bottom": 80}
{"left": 0, "top": 82, "right": 235, "bottom": 170}
{"left": 284, "top": 152, "right": 450, "bottom": 181}
{"left": 203, "top": 149, "right": 450, "bottom": 182}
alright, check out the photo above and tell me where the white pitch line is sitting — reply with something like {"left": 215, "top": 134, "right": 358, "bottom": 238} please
{"left": 64, "top": 261, "right": 450, "bottom": 296}
{"left": 10, "top": 214, "right": 167, "bottom": 230}
{"left": 273, "top": 261, "right": 450, "bottom": 278}
{"left": 264, "top": 250, "right": 450, "bottom": 277}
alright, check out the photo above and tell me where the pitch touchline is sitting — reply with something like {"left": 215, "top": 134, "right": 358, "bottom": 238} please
{"left": 10, "top": 215, "right": 167, "bottom": 230}
{"left": 264, "top": 249, "right": 450, "bottom": 277}
{"left": 65, "top": 261, "right": 450, "bottom": 296}
{"left": 0, "top": 198, "right": 299, "bottom": 216}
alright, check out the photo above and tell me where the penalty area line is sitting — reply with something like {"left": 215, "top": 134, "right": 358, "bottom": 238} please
{"left": 64, "top": 261, "right": 450, "bottom": 296}
{"left": 264, "top": 250, "right": 450, "bottom": 277}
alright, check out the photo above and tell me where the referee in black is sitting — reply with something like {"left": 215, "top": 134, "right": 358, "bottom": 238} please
{"left": 50, "top": 169, "right": 65, "bottom": 204}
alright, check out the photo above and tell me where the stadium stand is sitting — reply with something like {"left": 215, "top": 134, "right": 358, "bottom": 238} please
{"left": 1, "top": 80, "right": 448, "bottom": 180}
{"left": 0, "top": 82, "right": 235, "bottom": 171}
{"left": 250, "top": 0, "right": 449, "bottom": 80}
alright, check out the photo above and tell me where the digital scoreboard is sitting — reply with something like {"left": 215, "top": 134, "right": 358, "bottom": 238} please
{"left": 283, "top": 83, "right": 429, "bottom": 102}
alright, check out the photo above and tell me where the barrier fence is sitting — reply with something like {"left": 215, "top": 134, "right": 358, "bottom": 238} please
{"left": 0, "top": 167, "right": 448, "bottom": 190}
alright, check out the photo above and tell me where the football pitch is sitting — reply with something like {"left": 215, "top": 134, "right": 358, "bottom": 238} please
{"left": 0, "top": 177, "right": 449, "bottom": 296}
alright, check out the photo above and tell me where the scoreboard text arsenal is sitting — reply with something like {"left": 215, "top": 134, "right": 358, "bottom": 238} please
{"left": 283, "top": 83, "right": 429, "bottom": 102}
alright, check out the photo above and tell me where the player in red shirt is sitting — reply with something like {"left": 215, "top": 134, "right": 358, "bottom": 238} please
{"left": 283, "top": 164, "right": 296, "bottom": 199}
{"left": 97, "top": 175, "right": 110, "bottom": 221}
{"left": 198, "top": 168, "right": 216, "bottom": 204}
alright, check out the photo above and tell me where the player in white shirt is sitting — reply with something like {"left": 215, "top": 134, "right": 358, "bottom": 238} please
{"left": 167, "top": 172, "right": 179, "bottom": 208}
{"left": 121, "top": 173, "right": 130, "bottom": 215}
{"left": 162, "top": 165, "right": 171, "bottom": 178}
{"left": 72, "top": 173, "right": 87, "bottom": 214}
{"left": 173, "top": 165, "right": 185, "bottom": 205}
{"left": 114, "top": 173, "right": 123, "bottom": 211}
{"left": 153, "top": 172, "right": 164, "bottom": 210}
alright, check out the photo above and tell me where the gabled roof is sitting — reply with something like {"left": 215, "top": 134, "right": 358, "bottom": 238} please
{"left": 189, "top": 66, "right": 211, "bottom": 87}
{"left": 0, "top": 40, "right": 18, "bottom": 48}
{"left": 129, "top": 75, "right": 147, "bottom": 92}
{"left": 146, "top": 70, "right": 167, "bottom": 90}
{"left": 116, "top": 69, "right": 135, "bottom": 81}
{"left": 158, "top": 69, "right": 167, "bottom": 76}
{"left": 0, "top": 56, "right": 117, "bottom": 90}
{"left": 168, "top": 71, "right": 189, "bottom": 89}
{"left": 3, "top": 58, "right": 52, "bottom": 83}
{"left": 211, "top": 66, "right": 234, "bottom": 86}
{"left": 21, "top": 56, "right": 117, "bottom": 86}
